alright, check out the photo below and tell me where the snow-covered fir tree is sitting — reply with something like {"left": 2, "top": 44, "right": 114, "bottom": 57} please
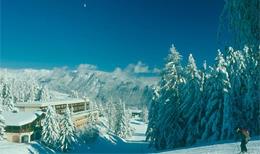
{"left": 146, "top": 45, "right": 260, "bottom": 150}
{"left": 0, "top": 75, "right": 52, "bottom": 103}
{"left": 146, "top": 86, "right": 160, "bottom": 146}
{"left": 41, "top": 106, "right": 60, "bottom": 149}
{"left": 106, "top": 99, "right": 116, "bottom": 131}
{"left": 181, "top": 54, "right": 202, "bottom": 145}
{"left": 201, "top": 51, "right": 231, "bottom": 141}
{"left": 26, "top": 79, "right": 39, "bottom": 103}
{"left": 224, "top": 47, "right": 247, "bottom": 139}
{"left": 58, "top": 105, "right": 77, "bottom": 152}
{"left": 2, "top": 83, "right": 15, "bottom": 111}
{"left": 155, "top": 45, "right": 185, "bottom": 149}
{"left": 16, "top": 78, "right": 40, "bottom": 103}
{"left": 141, "top": 105, "right": 148, "bottom": 123}
{"left": 197, "top": 60, "right": 211, "bottom": 140}
{"left": 0, "top": 103, "right": 5, "bottom": 141}
{"left": 36, "top": 86, "right": 50, "bottom": 101}
{"left": 114, "top": 100, "right": 132, "bottom": 139}
{"left": 219, "top": 0, "right": 260, "bottom": 48}
{"left": 242, "top": 46, "right": 260, "bottom": 135}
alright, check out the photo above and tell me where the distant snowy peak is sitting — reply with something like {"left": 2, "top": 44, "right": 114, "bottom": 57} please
{"left": 47, "top": 68, "right": 157, "bottom": 105}
{"left": 0, "top": 67, "right": 158, "bottom": 106}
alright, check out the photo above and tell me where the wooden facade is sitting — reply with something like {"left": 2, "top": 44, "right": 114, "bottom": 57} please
{"left": 55, "top": 102, "right": 89, "bottom": 114}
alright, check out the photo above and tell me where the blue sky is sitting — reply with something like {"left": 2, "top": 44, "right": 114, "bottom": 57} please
{"left": 1, "top": 0, "right": 224, "bottom": 71}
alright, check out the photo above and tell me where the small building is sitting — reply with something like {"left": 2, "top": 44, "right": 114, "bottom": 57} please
{"left": 3, "top": 111, "right": 43, "bottom": 143}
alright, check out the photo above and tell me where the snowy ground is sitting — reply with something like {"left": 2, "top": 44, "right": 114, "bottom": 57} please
{"left": 73, "top": 118, "right": 153, "bottom": 153}
{"left": 0, "top": 119, "right": 259, "bottom": 154}
{"left": 0, "top": 141, "right": 54, "bottom": 154}
{"left": 160, "top": 140, "right": 260, "bottom": 154}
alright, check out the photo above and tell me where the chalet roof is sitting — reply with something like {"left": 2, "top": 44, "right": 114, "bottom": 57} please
{"left": 2, "top": 111, "right": 43, "bottom": 126}
{"left": 15, "top": 98, "right": 90, "bottom": 108}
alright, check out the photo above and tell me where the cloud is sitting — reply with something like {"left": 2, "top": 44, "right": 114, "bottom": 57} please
{"left": 134, "top": 61, "right": 150, "bottom": 73}
{"left": 116, "top": 61, "right": 161, "bottom": 74}
{"left": 76, "top": 62, "right": 161, "bottom": 75}
{"left": 124, "top": 61, "right": 150, "bottom": 73}
{"left": 152, "top": 68, "right": 161, "bottom": 74}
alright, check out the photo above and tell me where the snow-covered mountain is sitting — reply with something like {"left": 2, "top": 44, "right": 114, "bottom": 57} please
{"left": 0, "top": 67, "right": 158, "bottom": 106}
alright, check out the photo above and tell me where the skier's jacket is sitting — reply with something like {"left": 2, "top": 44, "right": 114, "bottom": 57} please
{"left": 239, "top": 129, "right": 250, "bottom": 143}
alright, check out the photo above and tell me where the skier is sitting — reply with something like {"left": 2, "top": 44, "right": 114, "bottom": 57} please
{"left": 236, "top": 128, "right": 250, "bottom": 153}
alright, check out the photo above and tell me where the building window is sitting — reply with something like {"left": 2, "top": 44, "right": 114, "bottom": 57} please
{"left": 72, "top": 102, "right": 85, "bottom": 113}
{"left": 21, "top": 135, "right": 30, "bottom": 143}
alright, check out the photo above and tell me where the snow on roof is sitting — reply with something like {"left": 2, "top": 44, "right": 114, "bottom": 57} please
{"left": 2, "top": 111, "right": 43, "bottom": 126}
{"left": 129, "top": 109, "right": 142, "bottom": 113}
{"left": 15, "top": 98, "right": 90, "bottom": 108}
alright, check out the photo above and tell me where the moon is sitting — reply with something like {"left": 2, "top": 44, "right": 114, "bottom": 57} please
{"left": 83, "top": 3, "right": 87, "bottom": 7}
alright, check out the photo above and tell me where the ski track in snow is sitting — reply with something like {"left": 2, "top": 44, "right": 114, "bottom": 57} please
{"left": 0, "top": 119, "right": 259, "bottom": 154}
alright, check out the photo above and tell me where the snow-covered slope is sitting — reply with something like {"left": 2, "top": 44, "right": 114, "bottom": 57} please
{"left": 84, "top": 118, "right": 260, "bottom": 154}
{"left": 160, "top": 140, "right": 260, "bottom": 154}
{"left": 1, "top": 117, "right": 259, "bottom": 154}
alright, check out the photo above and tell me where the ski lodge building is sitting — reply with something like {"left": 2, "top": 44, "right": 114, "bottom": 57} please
{"left": 4, "top": 98, "right": 99, "bottom": 143}
{"left": 3, "top": 111, "right": 43, "bottom": 143}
